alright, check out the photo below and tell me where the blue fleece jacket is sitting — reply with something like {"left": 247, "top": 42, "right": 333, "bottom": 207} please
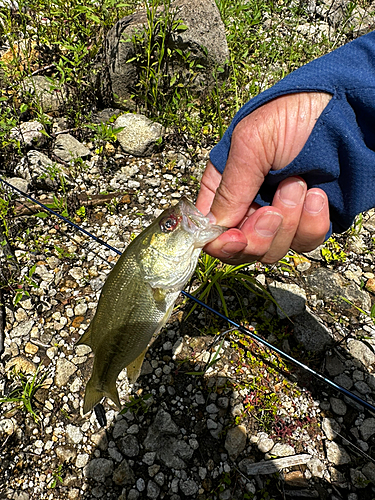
{"left": 210, "top": 31, "right": 375, "bottom": 234}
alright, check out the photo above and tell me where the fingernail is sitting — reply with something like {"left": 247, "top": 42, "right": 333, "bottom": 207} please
{"left": 279, "top": 179, "right": 305, "bottom": 206}
{"left": 254, "top": 211, "right": 283, "bottom": 237}
{"left": 221, "top": 241, "right": 246, "bottom": 256}
{"left": 206, "top": 211, "right": 216, "bottom": 224}
{"left": 304, "top": 191, "right": 325, "bottom": 214}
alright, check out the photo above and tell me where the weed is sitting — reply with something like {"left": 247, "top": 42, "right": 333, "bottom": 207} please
{"left": 321, "top": 237, "right": 347, "bottom": 263}
{"left": 13, "top": 263, "right": 38, "bottom": 305}
{"left": 0, "top": 364, "right": 50, "bottom": 423}
{"left": 48, "top": 465, "right": 64, "bottom": 488}
{"left": 189, "top": 253, "right": 275, "bottom": 320}
{"left": 119, "top": 392, "right": 153, "bottom": 416}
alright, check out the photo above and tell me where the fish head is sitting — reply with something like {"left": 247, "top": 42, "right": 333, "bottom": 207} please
{"left": 137, "top": 197, "right": 226, "bottom": 291}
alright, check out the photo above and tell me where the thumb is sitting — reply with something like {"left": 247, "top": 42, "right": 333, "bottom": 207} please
{"left": 209, "top": 109, "right": 275, "bottom": 227}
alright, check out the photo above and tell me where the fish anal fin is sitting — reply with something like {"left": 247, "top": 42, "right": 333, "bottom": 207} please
{"left": 76, "top": 325, "right": 92, "bottom": 347}
{"left": 126, "top": 348, "right": 147, "bottom": 385}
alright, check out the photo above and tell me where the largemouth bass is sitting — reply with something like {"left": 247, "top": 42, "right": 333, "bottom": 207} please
{"left": 77, "top": 197, "right": 225, "bottom": 414}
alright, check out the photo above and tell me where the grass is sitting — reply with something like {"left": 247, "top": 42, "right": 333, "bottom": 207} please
{"left": 0, "top": 0, "right": 371, "bottom": 171}
{"left": 0, "top": 364, "right": 51, "bottom": 423}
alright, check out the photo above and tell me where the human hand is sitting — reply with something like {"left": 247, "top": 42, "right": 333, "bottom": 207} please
{"left": 196, "top": 92, "right": 332, "bottom": 264}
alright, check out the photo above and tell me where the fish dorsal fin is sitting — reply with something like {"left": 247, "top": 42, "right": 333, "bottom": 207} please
{"left": 126, "top": 348, "right": 148, "bottom": 384}
{"left": 76, "top": 326, "right": 92, "bottom": 347}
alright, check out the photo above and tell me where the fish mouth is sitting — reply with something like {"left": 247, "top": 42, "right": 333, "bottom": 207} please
{"left": 179, "top": 197, "right": 211, "bottom": 232}
{"left": 179, "top": 197, "right": 226, "bottom": 245}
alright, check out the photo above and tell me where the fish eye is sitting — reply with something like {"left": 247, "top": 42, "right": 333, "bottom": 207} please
{"left": 160, "top": 214, "right": 179, "bottom": 232}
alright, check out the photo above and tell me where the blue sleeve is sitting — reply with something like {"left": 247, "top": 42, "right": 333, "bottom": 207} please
{"left": 210, "top": 31, "right": 375, "bottom": 234}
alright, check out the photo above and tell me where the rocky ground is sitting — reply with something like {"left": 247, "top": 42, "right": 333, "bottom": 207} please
{"left": 1, "top": 111, "right": 375, "bottom": 500}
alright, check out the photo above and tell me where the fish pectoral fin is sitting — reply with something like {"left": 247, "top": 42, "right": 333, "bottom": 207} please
{"left": 126, "top": 348, "right": 148, "bottom": 385}
{"left": 152, "top": 287, "right": 167, "bottom": 302}
{"left": 76, "top": 325, "right": 92, "bottom": 347}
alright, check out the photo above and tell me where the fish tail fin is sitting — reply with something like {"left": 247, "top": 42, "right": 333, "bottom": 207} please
{"left": 104, "top": 380, "right": 121, "bottom": 410}
{"left": 83, "top": 378, "right": 104, "bottom": 414}
{"left": 76, "top": 325, "right": 92, "bottom": 347}
{"left": 126, "top": 348, "right": 147, "bottom": 385}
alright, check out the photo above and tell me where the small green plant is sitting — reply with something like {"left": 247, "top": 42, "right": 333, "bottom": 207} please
{"left": 75, "top": 206, "right": 86, "bottom": 220}
{"left": 321, "top": 237, "right": 347, "bottom": 263}
{"left": 0, "top": 364, "right": 50, "bottom": 423}
{"left": 188, "top": 253, "right": 273, "bottom": 320}
{"left": 119, "top": 393, "right": 152, "bottom": 415}
{"left": 13, "top": 263, "right": 38, "bottom": 305}
{"left": 48, "top": 465, "right": 64, "bottom": 489}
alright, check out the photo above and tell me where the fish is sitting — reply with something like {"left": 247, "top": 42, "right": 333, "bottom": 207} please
{"left": 76, "top": 196, "right": 225, "bottom": 414}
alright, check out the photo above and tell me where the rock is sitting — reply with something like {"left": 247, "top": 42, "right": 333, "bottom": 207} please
{"left": 22, "top": 75, "right": 67, "bottom": 112}
{"left": 325, "top": 355, "right": 344, "bottom": 376}
{"left": 268, "top": 281, "right": 306, "bottom": 318}
{"left": 270, "top": 443, "right": 295, "bottom": 457}
{"left": 348, "top": 340, "right": 375, "bottom": 368}
{"left": 5, "top": 355, "right": 36, "bottom": 374}
{"left": 307, "top": 457, "right": 325, "bottom": 478}
{"left": 0, "top": 418, "right": 15, "bottom": 436}
{"left": 118, "top": 434, "right": 140, "bottom": 457}
{"left": 15, "top": 150, "right": 66, "bottom": 190}
{"left": 24, "top": 342, "right": 38, "bottom": 355}
{"left": 114, "top": 114, "right": 164, "bottom": 156}
{"left": 147, "top": 480, "right": 161, "bottom": 499}
{"left": 325, "top": 441, "right": 351, "bottom": 465}
{"left": 284, "top": 470, "right": 309, "bottom": 488}
{"left": 53, "top": 134, "right": 91, "bottom": 162}
{"left": 179, "top": 479, "right": 198, "bottom": 496}
{"left": 365, "top": 277, "right": 375, "bottom": 293}
{"left": 329, "top": 397, "right": 347, "bottom": 416}
{"left": 334, "top": 373, "right": 353, "bottom": 390}
{"left": 10, "top": 120, "right": 45, "bottom": 146}
{"left": 362, "top": 461, "right": 375, "bottom": 482}
{"left": 66, "top": 424, "right": 83, "bottom": 444}
{"left": 75, "top": 453, "right": 89, "bottom": 468}
{"left": 354, "top": 380, "right": 371, "bottom": 394}
{"left": 322, "top": 417, "right": 340, "bottom": 440}
{"left": 350, "top": 468, "right": 369, "bottom": 488}
{"left": 99, "top": 0, "right": 229, "bottom": 106}
{"left": 305, "top": 268, "right": 371, "bottom": 311}
{"left": 55, "top": 446, "right": 77, "bottom": 463}
{"left": 84, "top": 458, "right": 114, "bottom": 482}
{"left": 5, "top": 177, "right": 29, "bottom": 193}
{"left": 112, "top": 459, "right": 135, "bottom": 486}
{"left": 257, "top": 435, "right": 275, "bottom": 453}
{"left": 10, "top": 320, "right": 35, "bottom": 338}
{"left": 143, "top": 409, "right": 193, "bottom": 468}
{"left": 12, "top": 493, "right": 29, "bottom": 500}
{"left": 359, "top": 418, "right": 375, "bottom": 441}
{"left": 55, "top": 358, "right": 77, "bottom": 387}
{"left": 293, "top": 308, "right": 333, "bottom": 352}
{"left": 224, "top": 425, "right": 247, "bottom": 459}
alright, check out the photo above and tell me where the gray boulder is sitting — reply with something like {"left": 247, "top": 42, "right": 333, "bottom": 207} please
{"left": 22, "top": 75, "right": 67, "bottom": 113}
{"left": 114, "top": 113, "right": 164, "bottom": 156}
{"left": 99, "top": 0, "right": 229, "bottom": 107}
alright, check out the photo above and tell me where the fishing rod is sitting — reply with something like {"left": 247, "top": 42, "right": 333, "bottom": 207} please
{"left": 2, "top": 176, "right": 375, "bottom": 414}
